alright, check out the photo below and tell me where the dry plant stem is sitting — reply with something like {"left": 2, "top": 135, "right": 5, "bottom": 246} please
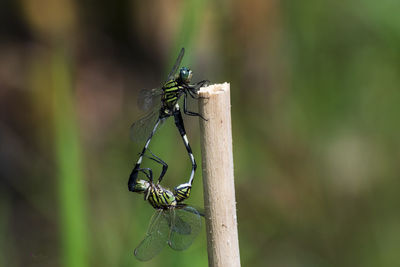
{"left": 198, "top": 83, "right": 241, "bottom": 267}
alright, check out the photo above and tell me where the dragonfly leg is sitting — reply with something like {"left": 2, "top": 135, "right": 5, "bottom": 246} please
{"left": 191, "top": 80, "right": 210, "bottom": 91}
{"left": 183, "top": 92, "right": 207, "bottom": 121}
{"left": 173, "top": 107, "right": 197, "bottom": 186}
{"left": 128, "top": 118, "right": 162, "bottom": 192}
{"left": 187, "top": 88, "right": 199, "bottom": 99}
{"left": 143, "top": 149, "right": 168, "bottom": 184}
{"left": 137, "top": 168, "right": 154, "bottom": 182}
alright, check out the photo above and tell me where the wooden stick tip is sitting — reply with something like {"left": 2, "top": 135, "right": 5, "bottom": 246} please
{"left": 198, "top": 82, "right": 230, "bottom": 97}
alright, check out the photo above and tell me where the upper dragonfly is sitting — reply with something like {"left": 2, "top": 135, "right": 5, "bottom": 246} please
{"left": 128, "top": 48, "right": 209, "bottom": 192}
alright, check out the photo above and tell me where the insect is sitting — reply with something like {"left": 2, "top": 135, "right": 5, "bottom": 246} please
{"left": 128, "top": 48, "right": 209, "bottom": 193}
{"left": 132, "top": 157, "right": 203, "bottom": 261}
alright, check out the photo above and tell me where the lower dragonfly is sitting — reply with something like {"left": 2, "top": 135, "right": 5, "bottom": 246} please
{"left": 132, "top": 152, "right": 203, "bottom": 261}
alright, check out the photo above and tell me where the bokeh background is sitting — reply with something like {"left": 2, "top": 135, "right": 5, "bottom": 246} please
{"left": 1, "top": 0, "right": 400, "bottom": 266}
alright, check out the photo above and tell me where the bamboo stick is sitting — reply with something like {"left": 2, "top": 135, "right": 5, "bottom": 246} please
{"left": 198, "top": 83, "right": 241, "bottom": 267}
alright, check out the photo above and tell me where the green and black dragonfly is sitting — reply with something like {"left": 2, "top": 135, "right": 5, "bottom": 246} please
{"left": 132, "top": 153, "right": 203, "bottom": 261}
{"left": 128, "top": 48, "right": 209, "bottom": 193}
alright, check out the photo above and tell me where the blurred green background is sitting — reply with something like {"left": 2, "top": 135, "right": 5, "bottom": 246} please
{"left": 1, "top": 0, "right": 400, "bottom": 266}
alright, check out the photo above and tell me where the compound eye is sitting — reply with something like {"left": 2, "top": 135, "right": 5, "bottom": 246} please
{"left": 134, "top": 180, "right": 149, "bottom": 193}
{"left": 180, "top": 67, "right": 192, "bottom": 82}
{"left": 187, "top": 70, "right": 193, "bottom": 81}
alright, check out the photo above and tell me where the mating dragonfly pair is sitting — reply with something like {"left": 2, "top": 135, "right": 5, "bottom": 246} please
{"left": 128, "top": 48, "right": 208, "bottom": 261}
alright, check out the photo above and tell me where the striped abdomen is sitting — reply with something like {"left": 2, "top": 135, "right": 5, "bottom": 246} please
{"left": 174, "top": 184, "right": 191, "bottom": 203}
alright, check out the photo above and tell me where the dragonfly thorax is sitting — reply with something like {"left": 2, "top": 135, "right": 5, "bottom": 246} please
{"left": 146, "top": 183, "right": 177, "bottom": 209}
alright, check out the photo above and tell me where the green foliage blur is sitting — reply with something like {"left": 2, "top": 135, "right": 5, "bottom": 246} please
{"left": 1, "top": 0, "right": 400, "bottom": 266}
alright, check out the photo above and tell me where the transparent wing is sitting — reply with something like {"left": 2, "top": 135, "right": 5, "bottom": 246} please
{"left": 134, "top": 210, "right": 169, "bottom": 261}
{"left": 166, "top": 206, "right": 202, "bottom": 251}
{"left": 166, "top": 48, "right": 185, "bottom": 82}
{"left": 170, "top": 212, "right": 191, "bottom": 235}
{"left": 185, "top": 205, "right": 205, "bottom": 217}
{"left": 130, "top": 104, "right": 163, "bottom": 144}
{"left": 137, "top": 87, "right": 163, "bottom": 112}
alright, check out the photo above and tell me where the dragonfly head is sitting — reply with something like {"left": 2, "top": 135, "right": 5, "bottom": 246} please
{"left": 133, "top": 179, "right": 150, "bottom": 193}
{"left": 179, "top": 67, "right": 193, "bottom": 83}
